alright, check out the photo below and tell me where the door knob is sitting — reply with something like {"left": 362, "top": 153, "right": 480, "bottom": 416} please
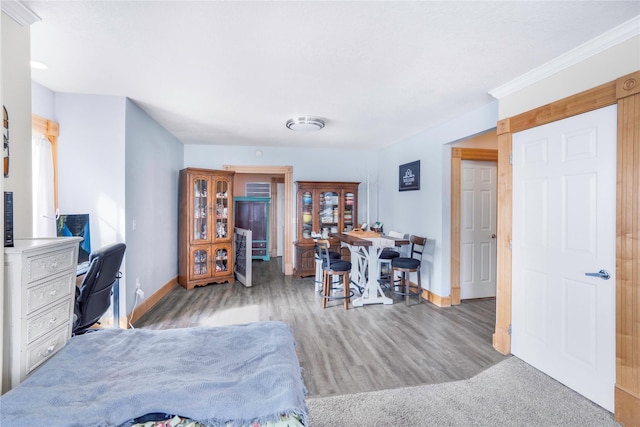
{"left": 585, "top": 269, "right": 610, "bottom": 280}
{"left": 491, "top": 234, "right": 496, "bottom": 239}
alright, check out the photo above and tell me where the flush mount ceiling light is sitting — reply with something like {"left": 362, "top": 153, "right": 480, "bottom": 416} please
{"left": 286, "top": 117, "right": 325, "bottom": 132}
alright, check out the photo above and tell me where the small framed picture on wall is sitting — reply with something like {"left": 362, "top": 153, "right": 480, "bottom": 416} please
{"left": 399, "top": 160, "right": 420, "bottom": 191}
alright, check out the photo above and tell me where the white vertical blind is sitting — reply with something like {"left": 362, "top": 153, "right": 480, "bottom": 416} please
{"left": 32, "top": 133, "right": 56, "bottom": 237}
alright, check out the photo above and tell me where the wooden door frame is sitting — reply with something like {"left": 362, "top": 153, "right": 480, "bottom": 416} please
{"left": 450, "top": 148, "right": 498, "bottom": 305}
{"left": 32, "top": 114, "right": 59, "bottom": 209}
{"left": 223, "top": 165, "right": 293, "bottom": 275}
{"left": 492, "top": 71, "right": 640, "bottom": 426}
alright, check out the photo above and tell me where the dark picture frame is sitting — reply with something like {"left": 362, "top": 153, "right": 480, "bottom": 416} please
{"left": 399, "top": 160, "right": 420, "bottom": 191}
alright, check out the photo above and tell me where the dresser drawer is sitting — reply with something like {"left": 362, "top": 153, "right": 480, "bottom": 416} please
{"left": 25, "top": 326, "right": 70, "bottom": 376}
{"left": 26, "top": 300, "right": 72, "bottom": 345}
{"left": 26, "top": 273, "right": 75, "bottom": 315}
{"left": 26, "top": 246, "right": 77, "bottom": 284}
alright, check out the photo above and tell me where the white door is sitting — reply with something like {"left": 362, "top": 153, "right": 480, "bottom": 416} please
{"left": 511, "top": 105, "right": 617, "bottom": 411}
{"left": 460, "top": 160, "right": 497, "bottom": 299}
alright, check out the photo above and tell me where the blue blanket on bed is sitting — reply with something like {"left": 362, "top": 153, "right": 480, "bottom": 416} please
{"left": 0, "top": 321, "right": 308, "bottom": 427}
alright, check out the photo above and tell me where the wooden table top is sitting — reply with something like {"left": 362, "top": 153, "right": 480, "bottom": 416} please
{"left": 331, "top": 232, "right": 409, "bottom": 247}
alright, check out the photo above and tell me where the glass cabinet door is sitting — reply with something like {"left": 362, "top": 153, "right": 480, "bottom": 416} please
{"left": 301, "top": 191, "right": 313, "bottom": 240}
{"left": 343, "top": 192, "right": 355, "bottom": 232}
{"left": 319, "top": 191, "right": 339, "bottom": 235}
{"left": 215, "top": 179, "right": 230, "bottom": 241}
{"left": 190, "top": 246, "right": 211, "bottom": 279}
{"left": 193, "top": 177, "right": 209, "bottom": 242}
{"left": 213, "top": 245, "right": 230, "bottom": 275}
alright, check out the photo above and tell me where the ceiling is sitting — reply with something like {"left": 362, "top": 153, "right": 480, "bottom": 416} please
{"left": 19, "top": 1, "right": 640, "bottom": 150}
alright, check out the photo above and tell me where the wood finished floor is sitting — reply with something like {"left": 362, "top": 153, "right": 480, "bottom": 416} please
{"left": 134, "top": 258, "right": 508, "bottom": 398}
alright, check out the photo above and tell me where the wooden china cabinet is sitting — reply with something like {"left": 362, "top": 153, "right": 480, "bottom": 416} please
{"left": 293, "top": 181, "right": 359, "bottom": 278}
{"left": 178, "top": 168, "right": 235, "bottom": 289}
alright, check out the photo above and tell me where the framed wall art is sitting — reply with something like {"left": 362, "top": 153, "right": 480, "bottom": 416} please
{"left": 399, "top": 160, "right": 420, "bottom": 191}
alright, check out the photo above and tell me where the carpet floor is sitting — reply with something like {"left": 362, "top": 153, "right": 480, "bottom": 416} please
{"left": 306, "top": 356, "right": 619, "bottom": 426}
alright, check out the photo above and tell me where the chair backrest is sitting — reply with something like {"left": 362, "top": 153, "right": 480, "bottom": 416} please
{"left": 74, "top": 242, "right": 126, "bottom": 334}
{"left": 315, "top": 239, "right": 334, "bottom": 269}
{"left": 408, "top": 235, "right": 427, "bottom": 261}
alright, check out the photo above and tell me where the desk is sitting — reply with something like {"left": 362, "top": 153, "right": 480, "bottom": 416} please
{"left": 331, "top": 233, "right": 409, "bottom": 306}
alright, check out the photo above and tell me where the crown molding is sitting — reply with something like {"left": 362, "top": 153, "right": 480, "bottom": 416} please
{"left": 489, "top": 15, "right": 640, "bottom": 100}
{"left": 1, "top": 0, "right": 41, "bottom": 26}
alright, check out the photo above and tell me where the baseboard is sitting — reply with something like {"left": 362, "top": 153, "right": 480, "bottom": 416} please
{"left": 492, "top": 327, "right": 511, "bottom": 355}
{"left": 124, "top": 276, "right": 178, "bottom": 328}
{"left": 420, "top": 288, "right": 452, "bottom": 307}
{"left": 615, "top": 385, "right": 640, "bottom": 427}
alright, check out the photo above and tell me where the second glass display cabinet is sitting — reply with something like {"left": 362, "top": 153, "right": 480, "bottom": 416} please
{"left": 294, "top": 181, "right": 359, "bottom": 278}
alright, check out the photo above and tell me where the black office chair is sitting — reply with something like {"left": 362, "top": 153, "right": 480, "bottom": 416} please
{"left": 73, "top": 242, "right": 126, "bottom": 335}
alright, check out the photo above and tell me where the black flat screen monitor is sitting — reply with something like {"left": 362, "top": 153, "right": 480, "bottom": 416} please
{"left": 57, "top": 214, "right": 91, "bottom": 263}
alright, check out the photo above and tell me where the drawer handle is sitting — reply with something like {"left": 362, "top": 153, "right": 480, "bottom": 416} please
{"left": 39, "top": 344, "right": 56, "bottom": 357}
{"left": 48, "top": 289, "right": 58, "bottom": 297}
{"left": 48, "top": 316, "right": 57, "bottom": 325}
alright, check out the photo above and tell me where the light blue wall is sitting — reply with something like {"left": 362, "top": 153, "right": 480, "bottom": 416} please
{"left": 378, "top": 101, "right": 498, "bottom": 299}
{"left": 125, "top": 99, "right": 183, "bottom": 313}
{"left": 31, "top": 91, "right": 184, "bottom": 316}
{"left": 54, "top": 93, "right": 126, "bottom": 248}
{"left": 31, "top": 81, "right": 56, "bottom": 120}
{"left": 184, "top": 145, "right": 378, "bottom": 226}
{"left": 184, "top": 101, "right": 498, "bottom": 301}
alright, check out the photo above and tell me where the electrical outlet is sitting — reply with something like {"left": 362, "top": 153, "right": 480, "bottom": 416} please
{"left": 135, "top": 278, "right": 144, "bottom": 299}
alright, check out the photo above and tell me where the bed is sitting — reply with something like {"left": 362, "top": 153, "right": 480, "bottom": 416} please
{"left": 0, "top": 321, "right": 308, "bottom": 427}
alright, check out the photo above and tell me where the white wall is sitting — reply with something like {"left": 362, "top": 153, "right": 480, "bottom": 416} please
{"left": 377, "top": 101, "right": 498, "bottom": 299}
{"left": 125, "top": 99, "right": 183, "bottom": 314}
{"left": 2, "top": 13, "right": 33, "bottom": 238}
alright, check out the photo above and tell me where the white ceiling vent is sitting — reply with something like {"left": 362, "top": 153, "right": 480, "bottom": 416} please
{"left": 246, "top": 182, "right": 271, "bottom": 198}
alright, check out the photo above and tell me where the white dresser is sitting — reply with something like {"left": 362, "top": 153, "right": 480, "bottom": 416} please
{"left": 2, "top": 237, "right": 81, "bottom": 393}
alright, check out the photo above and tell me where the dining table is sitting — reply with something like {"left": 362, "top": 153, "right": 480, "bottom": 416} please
{"left": 331, "top": 232, "right": 409, "bottom": 306}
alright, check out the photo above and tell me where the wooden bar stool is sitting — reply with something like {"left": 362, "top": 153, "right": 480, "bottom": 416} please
{"left": 377, "top": 231, "right": 404, "bottom": 288}
{"left": 317, "top": 240, "right": 352, "bottom": 309}
{"left": 391, "top": 235, "right": 427, "bottom": 305}
{"left": 314, "top": 238, "right": 341, "bottom": 293}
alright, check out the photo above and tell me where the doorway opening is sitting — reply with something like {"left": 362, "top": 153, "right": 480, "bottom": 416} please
{"left": 450, "top": 146, "right": 498, "bottom": 306}
{"left": 223, "top": 165, "right": 293, "bottom": 275}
